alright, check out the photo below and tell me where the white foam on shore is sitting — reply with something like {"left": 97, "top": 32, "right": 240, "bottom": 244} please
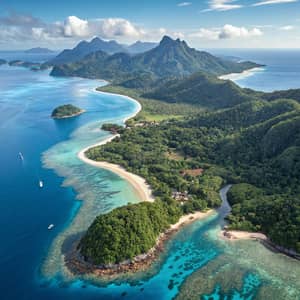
{"left": 219, "top": 67, "right": 265, "bottom": 81}
{"left": 77, "top": 134, "right": 155, "bottom": 203}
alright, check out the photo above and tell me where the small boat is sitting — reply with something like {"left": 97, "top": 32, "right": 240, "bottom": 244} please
{"left": 19, "top": 152, "right": 24, "bottom": 161}
{"left": 48, "top": 224, "right": 54, "bottom": 230}
{"left": 39, "top": 180, "right": 43, "bottom": 188}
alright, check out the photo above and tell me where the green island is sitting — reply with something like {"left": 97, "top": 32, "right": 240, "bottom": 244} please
{"left": 8, "top": 60, "right": 42, "bottom": 70}
{"left": 50, "top": 36, "right": 300, "bottom": 272}
{"left": 51, "top": 104, "right": 85, "bottom": 119}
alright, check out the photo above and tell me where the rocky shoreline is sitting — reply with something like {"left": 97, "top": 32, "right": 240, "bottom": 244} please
{"left": 65, "top": 227, "right": 178, "bottom": 278}
{"left": 64, "top": 211, "right": 214, "bottom": 278}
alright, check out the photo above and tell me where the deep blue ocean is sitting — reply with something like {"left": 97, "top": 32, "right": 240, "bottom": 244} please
{"left": 0, "top": 50, "right": 299, "bottom": 300}
{"left": 210, "top": 48, "right": 300, "bottom": 91}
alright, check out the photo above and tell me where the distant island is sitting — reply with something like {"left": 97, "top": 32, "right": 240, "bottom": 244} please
{"left": 51, "top": 104, "right": 85, "bottom": 119}
{"left": 25, "top": 47, "right": 54, "bottom": 54}
{"left": 8, "top": 60, "right": 42, "bottom": 71}
{"left": 0, "top": 59, "right": 7, "bottom": 65}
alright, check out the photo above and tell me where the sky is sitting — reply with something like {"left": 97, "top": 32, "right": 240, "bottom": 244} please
{"left": 0, "top": 0, "right": 300, "bottom": 50}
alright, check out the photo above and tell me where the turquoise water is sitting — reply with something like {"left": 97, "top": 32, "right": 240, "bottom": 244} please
{"left": 202, "top": 274, "right": 261, "bottom": 300}
{"left": 0, "top": 52, "right": 299, "bottom": 300}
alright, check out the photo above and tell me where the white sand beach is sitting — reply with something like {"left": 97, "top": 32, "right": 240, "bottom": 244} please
{"left": 220, "top": 230, "right": 267, "bottom": 241}
{"left": 170, "top": 210, "right": 215, "bottom": 231}
{"left": 77, "top": 135, "right": 154, "bottom": 203}
{"left": 219, "top": 67, "right": 264, "bottom": 81}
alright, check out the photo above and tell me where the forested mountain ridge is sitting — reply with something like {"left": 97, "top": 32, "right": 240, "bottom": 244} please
{"left": 263, "top": 88, "right": 300, "bottom": 103}
{"left": 46, "top": 38, "right": 158, "bottom": 67}
{"left": 46, "top": 37, "right": 126, "bottom": 66}
{"left": 143, "top": 71, "right": 259, "bottom": 109}
{"left": 50, "top": 36, "right": 261, "bottom": 87}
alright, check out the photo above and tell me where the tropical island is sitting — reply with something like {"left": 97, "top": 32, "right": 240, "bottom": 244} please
{"left": 8, "top": 60, "right": 42, "bottom": 70}
{"left": 47, "top": 36, "right": 300, "bottom": 275}
{"left": 51, "top": 104, "right": 85, "bottom": 119}
{"left": 0, "top": 59, "right": 6, "bottom": 65}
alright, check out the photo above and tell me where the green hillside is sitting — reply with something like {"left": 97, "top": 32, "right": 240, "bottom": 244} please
{"left": 144, "top": 72, "right": 259, "bottom": 109}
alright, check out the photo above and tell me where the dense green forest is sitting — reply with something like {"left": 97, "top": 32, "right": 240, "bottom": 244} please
{"left": 98, "top": 85, "right": 205, "bottom": 121}
{"left": 143, "top": 71, "right": 260, "bottom": 109}
{"left": 80, "top": 200, "right": 182, "bottom": 264}
{"left": 81, "top": 98, "right": 300, "bottom": 263}
{"left": 51, "top": 104, "right": 84, "bottom": 118}
{"left": 227, "top": 184, "right": 300, "bottom": 253}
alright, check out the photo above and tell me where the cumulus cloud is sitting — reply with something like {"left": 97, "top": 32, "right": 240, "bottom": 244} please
{"left": 219, "top": 24, "right": 263, "bottom": 38}
{"left": 0, "top": 12, "right": 187, "bottom": 49}
{"left": 96, "top": 18, "right": 142, "bottom": 38}
{"left": 189, "top": 28, "right": 220, "bottom": 40}
{"left": 203, "top": 0, "right": 243, "bottom": 12}
{"left": 63, "top": 16, "right": 89, "bottom": 37}
{"left": 190, "top": 24, "right": 263, "bottom": 40}
{"left": 60, "top": 16, "right": 143, "bottom": 39}
{"left": 177, "top": 2, "right": 192, "bottom": 6}
{"left": 253, "top": 0, "right": 298, "bottom": 6}
{"left": 0, "top": 13, "right": 147, "bottom": 48}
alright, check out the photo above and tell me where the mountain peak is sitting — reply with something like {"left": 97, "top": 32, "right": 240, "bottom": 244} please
{"left": 160, "top": 35, "right": 174, "bottom": 45}
{"left": 91, "top": 37, "right": 103, "bottom": 43}
{"left": 159, "top": 36, "right": 187, "bottom": 49}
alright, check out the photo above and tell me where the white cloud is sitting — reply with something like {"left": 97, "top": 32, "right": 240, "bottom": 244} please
{"left": 177, "top": 2, "right": 192, "bottom": 6}
{"left": 190, "top": 24, "right": 263, "bottom": 40}
{"left": 0, "top": 13, "right": 145, "bottom": 48}
{"left": 64, "top": 16, "right": 89, "bottom": 37}
{"left": 280, "top": 25, "right": 295, "bottom": 30}
{"left": 253, "top": 0, "right": 298, "bottom": 6}
{"left": 0, "top": 13, "right": 186, "bottom": 49}
{"left": 219, "top": 24, "right": 263, "bottom": 38}
{"left": 203, "top": 0, "right": 243, "bottom": 12}
{"left": 189, "top": 28, "right": 220, "bottom": 40}
{"left": 96, "top": 18, "right": 142, "bottom": 38}
{"left": 61, "top": 16, "right": 143, "bottom": 39}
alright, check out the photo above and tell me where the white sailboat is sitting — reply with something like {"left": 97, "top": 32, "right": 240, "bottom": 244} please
{"left": 39, "top": 180, "right": 43, "bottom": 188}
{"left": 19, "top": 152, "right": 24, "bottom": 161}
{"left": 48, "top": 224, "right": 54, "bottom": 230}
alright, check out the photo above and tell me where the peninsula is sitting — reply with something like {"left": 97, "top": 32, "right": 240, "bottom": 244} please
{"left": 51, "top": 104, "right": 85, "bottom": 119}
